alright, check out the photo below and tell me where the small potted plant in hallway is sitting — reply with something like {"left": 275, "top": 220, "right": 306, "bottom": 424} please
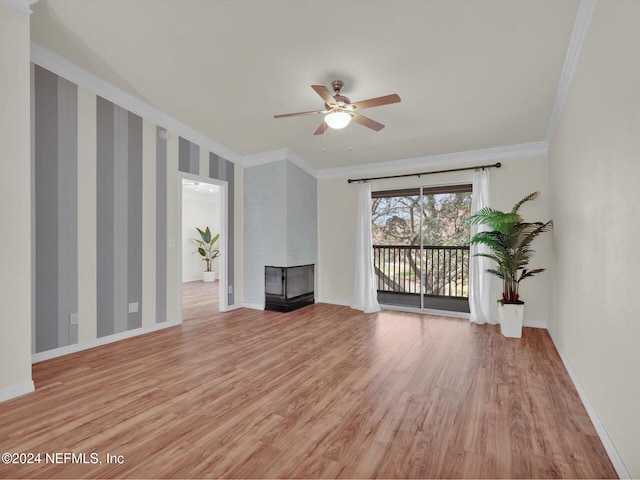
{"left": 465, "top": 192, "right": 552, "bottom": 338}
{"left": 193, "top": 226, "right": 220, "bottom": 282}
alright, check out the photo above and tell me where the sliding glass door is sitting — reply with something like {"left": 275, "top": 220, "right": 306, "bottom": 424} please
{"left": 372, "top": 185, "right": 472, "bottom": 313}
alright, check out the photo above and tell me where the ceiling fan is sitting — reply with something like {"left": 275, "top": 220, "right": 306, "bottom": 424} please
{"left": 274, "top": 80, "right": 401, "bottom": 135}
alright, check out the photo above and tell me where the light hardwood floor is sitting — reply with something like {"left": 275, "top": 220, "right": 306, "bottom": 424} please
{"left": 0, "top": 282, "right": 617, "bottom": 478}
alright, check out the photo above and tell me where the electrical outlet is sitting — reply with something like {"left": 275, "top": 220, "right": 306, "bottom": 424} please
{"left": 69, "top": 313, "right": 79, "bottom": 326}
{"left": 128, "top": 302, "right": 139, "bottom": 314}
{"left": 228, "top": 285, "right": 233, "bottom": 294}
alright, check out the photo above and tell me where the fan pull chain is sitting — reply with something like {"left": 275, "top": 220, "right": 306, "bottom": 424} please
{"left": 323, "top": 124, "right": 326, "bottom": 152}
{"left": 349, "top": 119, "right": 353, "bottom": 151}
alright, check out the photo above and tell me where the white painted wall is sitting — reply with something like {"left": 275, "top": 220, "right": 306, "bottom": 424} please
{"left": 317, "top": 176, "right": 357, "bottom": 307}
{"left": 548, "top": 2, "right": 640, "bottom": 476}
{"left": 0, "top": 4, "right": 34, "bottom": 400}
{"left": 317, "top": 155, "right": 551, "bottom": 328}
{"left": 488, "top": 156, "right": 551, "bottom": 327}
{"left": 182, "top": 189, "right": 220, "bottom": 282}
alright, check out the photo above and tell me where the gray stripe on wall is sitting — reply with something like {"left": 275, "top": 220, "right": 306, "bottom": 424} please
{"left": 209, "top": 153, "right": 235, "bottom": 306}
{"left": 57, "top": 76, "right": 79, "bottom": 346}
{"left": 209, "top": 154, "right": 219, "bottom": 179}
{"left": 113, "top": 106, "right": 129, "bottom": 334}
{"left": 156, "top": 127, "right": 168, "bottom": 323}
{"left": 35, "top": 66, "right": 60, "bottom": 352}
{"left": 34, "top": 65, "right": 79, "bottom": 353}
{"left": 226, "top": 163, "right": 235, "bottom": 306}
{"left": 96, "top": 97, "right": 116, "bottom": 338}
{"left": 190, "top": 141, "right": 199, "bottom": 174}
{"left": 226, "top": 161, "right": 236, "bottom": 305}
{"left": 30, "top": 62, "right": 36, "bottom": 354}
{"left": 96, "top": 99, "right": 145, "bottom": 336}
{"left": 179, "top": 136, "right": 199, "bottom": 174}
{"left": 178, "top": 136, "right": 189, "bottom": 173}
{"left": 128, "top": 112, "right": 143, "bottom": 330}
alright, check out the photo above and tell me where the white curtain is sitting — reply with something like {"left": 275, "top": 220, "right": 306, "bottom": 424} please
{"left": 351, "top": 182, "right": 381, "bottom": 313}
{"left": 469, "top": 169, "right": 495, "bottom": 324}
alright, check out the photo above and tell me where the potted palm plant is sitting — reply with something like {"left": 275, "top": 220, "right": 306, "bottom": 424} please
{"left": 465, "top": 192, "right": 552, "bottom": 338}
{"left": 193, "top": 226, "right": 220, "bottom": 282}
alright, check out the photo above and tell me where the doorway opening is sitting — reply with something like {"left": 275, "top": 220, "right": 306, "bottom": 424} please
{"left": 179, "top": 174, "right": 227, "bottom": 317}
{"left": 371, "top": 184, "right": 472, "bottom": 314}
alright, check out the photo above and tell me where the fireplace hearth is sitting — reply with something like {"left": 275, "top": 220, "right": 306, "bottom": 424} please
{"left": 265, "top": 264, "right": 315, "bottom": 312}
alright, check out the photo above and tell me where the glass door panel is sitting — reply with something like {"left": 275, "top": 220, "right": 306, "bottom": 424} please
{"left": 372, "top": 186, "right": 472, "bottom": 313}
{"left": 371, "top": 190, "right": 422, "bottom": 308}
{"left": 420, "top": 188, "right": 472, "bottom": 312}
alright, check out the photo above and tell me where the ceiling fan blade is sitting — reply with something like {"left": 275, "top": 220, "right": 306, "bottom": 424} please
{"left": 351, "top": 112, "right": 385, "bottom": 131}
{"left": 351, "top": 94, "right": 401, "bottom": 111}
{"left": 311, "top": 85, "right": 336, "bottom": 106}
{"left": 274, "top": 109, "right": 327, "bottom": 119}
{"left": 313, "top": 121, "right": 329, "bottom": 135}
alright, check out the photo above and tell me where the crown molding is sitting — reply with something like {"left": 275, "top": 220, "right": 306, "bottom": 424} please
{"left": 545, "top": 0, "right": 597, "bottom": 145}
{"left": 242, "top": 147, "right": 318, "bottom": 178}
{"left": 316, "top": 141, "right": 548, "bottom": 180}
{"left": 242, "top": 142, "right": 546, "bottom": 181}
{"left": 30, "top": 42, "right": 241, "bottom": 164}
{"left": 284, "top": 148, "right": 319, "bottom": 178}
{"left": 0, "top": 0, "right": 38, "bottom": 14}
{"left": 242, "top": 148, "right": 288, "bottom": 168}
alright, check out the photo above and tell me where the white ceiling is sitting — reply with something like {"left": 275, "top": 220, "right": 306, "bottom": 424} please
{"left": 30, "top": 0, "right": 580, "bottom": 171}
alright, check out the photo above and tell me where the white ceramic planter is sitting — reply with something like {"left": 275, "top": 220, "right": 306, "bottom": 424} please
{"left": 498, "top": 303, "right": 524, "bottom": 338}
{"left": 202, "top": 271, "right": 216, "bottom": 282}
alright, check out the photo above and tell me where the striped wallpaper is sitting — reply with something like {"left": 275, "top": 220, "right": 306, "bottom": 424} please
{"left": 178, "top": 137, "right": 236, "bottom": 306}
{"left": 31, "top": 65, "right": 238, "bottom": 354}
{"left": 156, "top": 127, "right": 168, "bottom": 323}
{"left": 179, "top": 136, "right": 199, "bottom": 175}
{"left": 33, "top": 65, "right": 79, "bottom": 352}
{"left": 96, "top": 97, "right": 143, "bottom": 337}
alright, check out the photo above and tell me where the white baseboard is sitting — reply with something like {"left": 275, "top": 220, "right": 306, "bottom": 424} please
{"left": 242, "top": 303, "right": 264, "bottom": 311}
{"left": 0, "top": 380, "right": 35, "bottom": 403}
{"left": 547, "top": 329, "right": 630, "bottom": 479}
{"left": 32, "top": 319, "right": 182, "bottom": 363}
{"left": 523, "top": 318, "right": 548, "bottom": 329}
{"left": 222, "top": 303, "right": 243, "bottom": 312}
{"left": 314, "top": 297, "right": 350, "bottom": 307}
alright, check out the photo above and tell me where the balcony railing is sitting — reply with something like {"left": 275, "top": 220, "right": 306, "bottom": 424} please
{"left": 373, "top": 245, "right": 470, "bottom": 299}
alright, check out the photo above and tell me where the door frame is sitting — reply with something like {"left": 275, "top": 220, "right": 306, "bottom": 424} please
{"left": 372, "top": 180, "right": 473, "bottom": 317}
{"left": 177, "top": 171, "right": 229, "bottom": 313}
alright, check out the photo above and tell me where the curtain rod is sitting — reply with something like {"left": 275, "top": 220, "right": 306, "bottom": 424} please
{"left": 346, "top": 162, "right": 501, "bottom": 183}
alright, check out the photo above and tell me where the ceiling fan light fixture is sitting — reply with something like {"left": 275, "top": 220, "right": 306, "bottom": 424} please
{"left": 274, "top": 81, "right": 400, "bottom": 135}
{"left": 324, "top": 110, "right": 351, "bottom": 129}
